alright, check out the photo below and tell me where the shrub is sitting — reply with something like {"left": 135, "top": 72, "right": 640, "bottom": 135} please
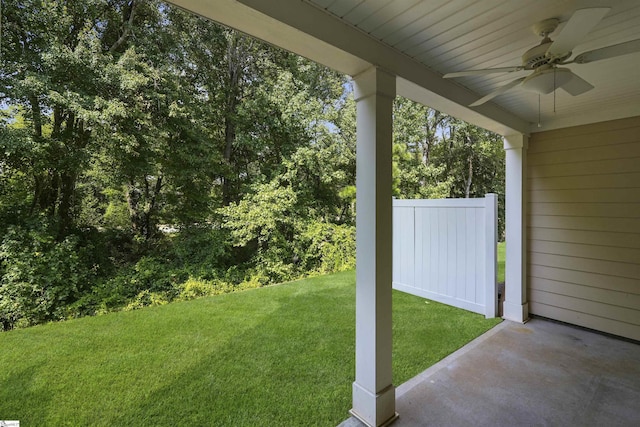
{"left": 130, "top": 256, "right": 186, "bottom": 294}
{"left": 0, "top": 222, "right": 99, "bottom": 330}
{"left": 177, "top": 276, "right": 261, "bottom": 302}
{"left": 68, "top": 274, "right": 136, "bottom": 317}
{"left": 300, "top": 221, "right": 355, "bottom": 274}
{"left": 169, "top": 226, "right": 233, "bottom": 277}
{"left": 252, "top": 245, "right": 298, "bottom": 284}
{"left": 124, "top": 290, "right": 170, "bottom": 311}
{"left": 178, "top": 277, "right": 218, "bottom": 300}
{"left": 68, "top": 256, "right": 185, "bottom": 316}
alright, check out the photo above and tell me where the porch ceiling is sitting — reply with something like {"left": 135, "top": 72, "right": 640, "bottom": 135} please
{"left": 168, "top": 0, "right": 640, "bottom": 134}
{"left": 308, "top": 0, "right": 640, "bottom": 133}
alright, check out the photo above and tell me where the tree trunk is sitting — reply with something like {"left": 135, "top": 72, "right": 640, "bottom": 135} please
{"left": 465, "top": 154, "right": 473, "bottom": 198}
{"left": 464, "top": 131, "right": 474, "bottom": 199}
{"left": 108, "top": 0, "right": 137, "bottom": 53}
{"left": 143, "top": 175, "right": 163, "bottom": 240}
{"left": 222, "top": 34, "right": 243, "bottom": 205}
{"left": 57, "top": 172, "right": 76, "bottom": 239}
{"left": 29, "top": 95, "right": 42, "bottom": 138}
{"left": 31, "top": 172, "right": 59, "bottom": 217}
{"left": 126, "top": 175, "right": 163, "bottom": 240}
{"left": 126, "top": 181, "right": 142, "bottom": 235}
{"left": 54, "top": 113, "right": 84, "bottom": 238}
{"left": 421, "top": 109, "right": 443, "bottom": 167}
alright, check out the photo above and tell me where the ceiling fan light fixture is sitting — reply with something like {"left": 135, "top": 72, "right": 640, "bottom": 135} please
{"left": 521, "top": 67, "right": 573, "bottom": 94}
{"left": 448, "top": 8, "right": 640, "bottom": 106}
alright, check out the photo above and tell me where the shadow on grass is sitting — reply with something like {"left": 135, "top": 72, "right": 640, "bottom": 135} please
{"left": 0, "top": 272, "right": 500, "bottom": 426}
{"left": 105, "top": 287, "right": 500, "bottom": 426}
{"left": 0, "top": 364, "right": 53, "bottom": 422}
{"left": 108, "top": 287, "right": 356, "bottom": 427}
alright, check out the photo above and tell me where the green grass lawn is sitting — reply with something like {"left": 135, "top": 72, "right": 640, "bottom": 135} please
{"left": 0, "top": 271, "right": 501, "bottom": 426}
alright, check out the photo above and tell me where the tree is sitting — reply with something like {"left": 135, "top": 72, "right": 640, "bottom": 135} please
{"left": 1, "top": 0, "right": 164, "bottom": 237}
{"left": 393, "top": 98, "right": 451, "bottom": 199}
{"left": 431, "top": 117, "right": 504, "bottom": 200}
{"left": 391, "top": 97, "right": 505, "bottom": 235}
{"left": 0, "top": 1, "right": 506, "bottom": 329}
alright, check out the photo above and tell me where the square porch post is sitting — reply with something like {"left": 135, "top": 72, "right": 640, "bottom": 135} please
{"left": 350, "top": 67, "right": 398, "bottom": 427}
{"left": 503, "top": 134, "right": 529, "bottom": 323}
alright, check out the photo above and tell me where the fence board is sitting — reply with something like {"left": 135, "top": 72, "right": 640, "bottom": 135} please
{"left": 392, "top": 195, "right": 498, "bottom": 317}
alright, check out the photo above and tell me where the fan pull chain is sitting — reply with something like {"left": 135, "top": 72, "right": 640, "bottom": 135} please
{"left": 553, "top": 67, "right": 557, "bottom": 113}
{"left": 538, "top": 94, "right": 542, "bottom": 128}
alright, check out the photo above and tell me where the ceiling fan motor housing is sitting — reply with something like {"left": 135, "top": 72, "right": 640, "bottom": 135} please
{"left": 522, "top": 42, "right": 554, "bottom": 68}
{"left": 522, "top": 41, "right": 572, "bottom": 69}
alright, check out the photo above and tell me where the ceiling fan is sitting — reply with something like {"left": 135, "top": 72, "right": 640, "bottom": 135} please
{"left": 443, "top": 8, "right": 640, "bottom": 107}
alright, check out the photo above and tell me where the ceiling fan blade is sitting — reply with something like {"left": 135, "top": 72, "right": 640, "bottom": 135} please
{"left": 560, "top": 72, "right": 594, "bottom": 96}
{"left": 444, "top": 66, "right": 524, "bottom": 78}
{"left": 573, "top": 38, "right": 640, "bottom": 64}
{"left": 470, "top": 77, "right": 526, "bottom": 107}
{"left": 547, "top": 8, "right": 610, "bottom": 57}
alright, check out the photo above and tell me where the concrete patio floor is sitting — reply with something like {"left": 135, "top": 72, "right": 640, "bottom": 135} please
{"left": 340, "top": 317, "right": 640, "bottom": 427}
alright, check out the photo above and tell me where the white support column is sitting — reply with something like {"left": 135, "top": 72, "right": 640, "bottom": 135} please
{"left": 350, "top": 67, "right": 398, "bottom": 427}
{"left": 502, "top": 134, "right": 529, "bottom": 323}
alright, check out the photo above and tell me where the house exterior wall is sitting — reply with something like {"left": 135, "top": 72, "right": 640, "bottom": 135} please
{"left": 527, "top": 116, "right": 640, "bottom": 341}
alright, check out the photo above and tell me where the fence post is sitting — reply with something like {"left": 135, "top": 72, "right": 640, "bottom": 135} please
{"left": 484, "top": 193, "right": 498, "bottom": 318}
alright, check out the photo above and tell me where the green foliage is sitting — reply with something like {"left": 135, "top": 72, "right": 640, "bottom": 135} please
{"left": 0, "top": 221, "right": 101, "bottom": 330}
{"left": 392, "top": 143, "right": 453, "bottom": 199}
{"left": 169, "top": 227, "right": 233, "bottom": 276}
{"left": 129, "top": 256, "right": 186, "bottom": 294}
{"left": 220, "top": 181, "right": 298, "bottom": 249}
{"left": 124, "top": 290, "right": 170, "bottom": 311}
{"left": 0, "top": 0, "right": 506, "bottom": 330}
{"left": 392, "top": 98, "right": 452, "bottom": 199}
{"left": 219, "top": 180, "right": 356, "bottom": 283}
{"left": 300, "top": 222, "right": 356, "bottom": 274}
{"left": 177, "top": 276, "right": 260, "bottom": 301}
{"left": 177, "top": 278, "right": 219, "bottom": 300}
{"left": 103, "top": 196, "right": 131, "bottom": 230}
{"left": 68, "top": 253, "right": 184, "bottom": 316}
{"left": 498, "top": 241, "right": 506, "bottom": 283}
{"left": 392, "top": 96, "right": 506, "bottom": 237}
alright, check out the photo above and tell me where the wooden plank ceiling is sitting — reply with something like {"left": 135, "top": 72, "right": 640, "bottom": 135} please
{"left": 306, "top": 0, "right": 640, "bottom": 131}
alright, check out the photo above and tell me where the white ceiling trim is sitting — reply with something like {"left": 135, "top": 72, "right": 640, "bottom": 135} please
{"left": 531, "top": 101, "right": 640, "bottom": 133}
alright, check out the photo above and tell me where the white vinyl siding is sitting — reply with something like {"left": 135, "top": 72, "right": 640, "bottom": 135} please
{"left": 527, "top": 116, "right": 640, "bottom": 341}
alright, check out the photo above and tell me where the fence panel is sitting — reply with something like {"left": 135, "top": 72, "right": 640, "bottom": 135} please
{"left": 392, "top": 194, "right": 497, "bottom": 318}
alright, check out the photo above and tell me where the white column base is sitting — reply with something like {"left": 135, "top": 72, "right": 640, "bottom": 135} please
{"left": 350, "top": 382, "right": 398, "bottom": 427}
{"left": 503, "top": 301, "right": 529, "bottom": 323}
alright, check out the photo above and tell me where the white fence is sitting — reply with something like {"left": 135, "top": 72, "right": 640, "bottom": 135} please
{"left": 392, "top": 194, "right": 498, "bottom": 318}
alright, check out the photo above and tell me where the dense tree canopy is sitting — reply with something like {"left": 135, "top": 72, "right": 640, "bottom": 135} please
{"left": 0, "top": 0, "right": 504, "bottom": 330}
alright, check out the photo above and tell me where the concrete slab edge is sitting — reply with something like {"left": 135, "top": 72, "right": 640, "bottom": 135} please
{"left": 396, "top": 320, "right": 511, "bottom": 398}
{"left": 337, "top": 321, "right": 512, "bottom": 426}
